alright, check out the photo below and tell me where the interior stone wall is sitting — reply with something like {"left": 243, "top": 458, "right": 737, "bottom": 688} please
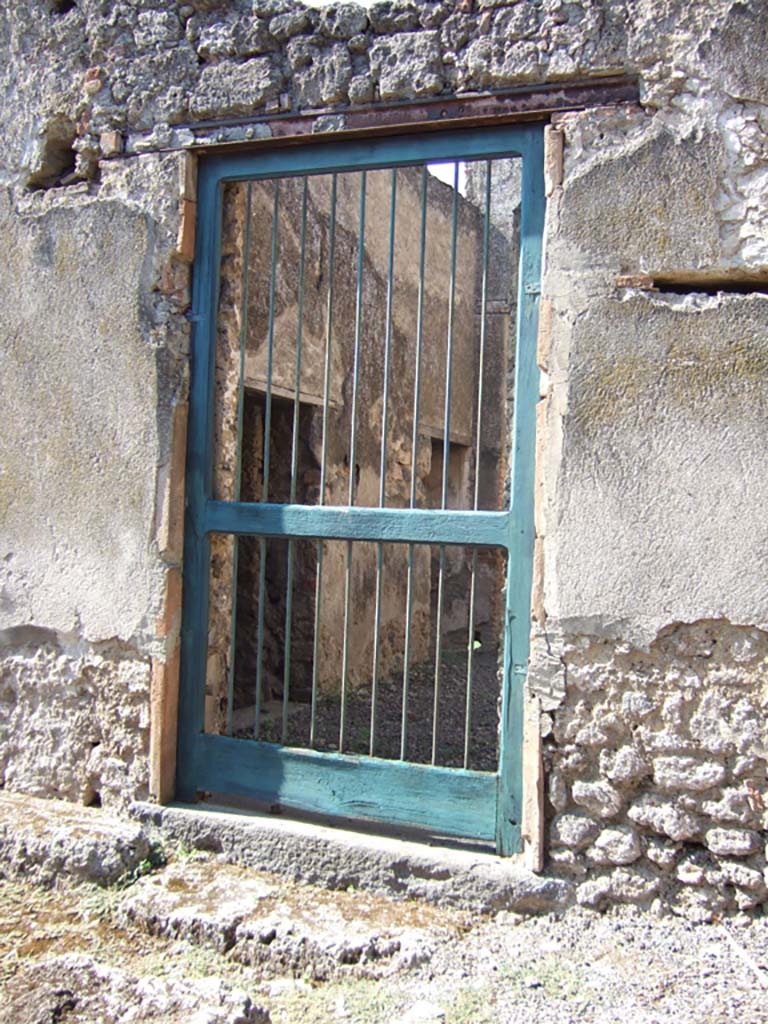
{"left": 207, "top": 167, "right": 507, "bottom": 729}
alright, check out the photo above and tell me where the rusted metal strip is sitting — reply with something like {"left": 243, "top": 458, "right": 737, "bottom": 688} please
{"left": 187, "top": 77, "right": 639, "bottom": 153}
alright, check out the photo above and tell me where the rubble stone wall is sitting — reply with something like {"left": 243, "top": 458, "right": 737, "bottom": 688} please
{"left": 0, "top": 0, "right": 766, "bottom": 915}
{"left": 544, "top": 621, "right": 768, "bottom": 919}
{"left": 0, "top": 632, "right": 152, "bottom": 810}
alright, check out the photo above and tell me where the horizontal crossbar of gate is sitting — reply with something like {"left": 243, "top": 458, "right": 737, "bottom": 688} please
{"left": 204, "top": 500, "right": 515, "bottom": 549}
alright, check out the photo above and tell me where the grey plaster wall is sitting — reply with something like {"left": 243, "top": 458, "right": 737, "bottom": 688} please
{"left": 1, "top": 186, "right": 158, "bottom": 642}
{"left": 0, "top": 0, "right": 766, "bottom": 914}
{"left": 546, "top": 290, "right": 768, "bottom": 647}
{"left": 0, "top": 147, "right": 189, "bottom": 809}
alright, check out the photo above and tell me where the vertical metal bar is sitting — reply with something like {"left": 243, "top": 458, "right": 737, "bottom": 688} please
{"left": 432, "top": 161, "right": 460, "bottom": 766}
{"left": 340, "top": 171, "right": 367, "bottom": 752}
{"left": 347, "top": 172, "right": 366, "bottom": 510}
{"left": 310, "top": 174, "right": 337, "bottom": 747}
{"left": 282, "top": 176, "right": 309, "bottom": 744}
{"left": 370, "top": 169, "right": 397, "bottom": 756}
{"left": 464, "top": 160, "right": 492, "bottom": 768}
{"left": 318, "top": 174, "right": 338, "bottom": 496}
{"left": 401, "top": 166, "right": 428, "bottom": 761}
{"left": 254, "top": 179, "right": 280, "bottom": 739}
{"left": 225, "top": 183, "right": 253, "bottom": 736}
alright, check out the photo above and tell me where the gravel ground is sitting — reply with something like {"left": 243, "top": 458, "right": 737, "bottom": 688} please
{"left": 2, "top": 868, "right": 768, "bottom": 1023}
{"left": 238, "top": 645, "right": 501, "bottom": 772}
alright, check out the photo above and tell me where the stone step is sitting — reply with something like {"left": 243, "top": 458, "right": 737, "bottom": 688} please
{"left": 129, "top": 800, "right": 572, "bottom": 913}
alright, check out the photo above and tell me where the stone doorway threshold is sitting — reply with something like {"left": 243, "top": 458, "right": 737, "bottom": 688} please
{"left": 128, "top": 801, "right": 569, "bottom": 914}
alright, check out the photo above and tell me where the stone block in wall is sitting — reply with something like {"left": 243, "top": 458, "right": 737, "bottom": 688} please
{"left": 369, "top": 31, "right": 443, "bottom": 100}
{"left": 547, "top": 769, "right": 569, "bottom": 812}
{"left": 652, "top": 756, "right": 727, "bottom": 794}
{"left": 627, "top": 796, "right": 702, "bottom": 843}
{"left": 576, "top": 867, "right": 662, "bottom": 909}
{"left": 644, "top": 837, "right": 680, "bottom": 871}
{"left": 286, "top": 39, "right": 353, "bottom": 107}
{"left": 368, "top": 1, "right": 421, "bottom": 34}
{"left": 457, "top": 34, "right": 541, "bottom": 90}
{"left": 189, "top": 58, "right": 284, "bottom": 119}
{"left": 348, "top": 73, "right": 374, "bottom": 105}
{"left": 319, "top": 4, "right": 369, "bottom": 40}
{"left": 668, "top": 885, "right": 729, "bottom": 924}
{"left": 599, "top": 745, "right": 649, "bottom": 786}
{"left": 701, "top": 787, "right": 762, "bottom": 827}
{"left": 585, "top": 826, "right": 643, "bottom": 867}
{"left": 705, "top": 828, "right": 762, "bottom": 858}
{"left": 113, "top": 48, "right": 200, "bottom": 131}
{"left": 688, "top": 688, "right": 765, "bottom": 758}
{"left": 134, "top": 10, "right": 183, "bottom": 50}
{"left": 197, "top": 16, "right": 278, "bottom": 61}
{"left": 571, "top": 779, "right": 624, "bottom": 819}
{"left": 550, "top": 812, "right": 600, "bottom": 850}
{"left": 711, "top": 859, "right": 767, "bottom": 897}
{"left": 548, "top": 847, "right": 587, "bottom": 878}
{"left": 268, "top": 9, "right": 313, "bottom": 43}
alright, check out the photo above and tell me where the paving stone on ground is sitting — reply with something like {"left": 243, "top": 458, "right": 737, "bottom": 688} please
{"left": 0, "top": 790, "right": 150, "bottom": 887}
{"left": 0, "top": 953, "right": 269, "bottom": 1024}
{"left": 118, "top": 855, "right": 467, "bottom": 980}
{"left": 3, "top": 869, "right": 768, "bottom": 1024}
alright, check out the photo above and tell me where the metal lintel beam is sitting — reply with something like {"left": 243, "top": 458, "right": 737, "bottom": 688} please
{"left": 188, "top": 76, "right": 639, "bottom": 154}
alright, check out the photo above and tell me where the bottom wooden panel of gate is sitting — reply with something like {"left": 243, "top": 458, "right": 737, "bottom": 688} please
{"left": 187, "top": 732, "right": 500, "bottom": 843}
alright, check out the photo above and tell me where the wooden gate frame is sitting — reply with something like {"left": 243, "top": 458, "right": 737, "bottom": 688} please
{"left": 176, "top": 123, "right": 545, "bottom": 855}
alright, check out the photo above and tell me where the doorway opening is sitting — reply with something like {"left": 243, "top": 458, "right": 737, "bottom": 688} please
{"left": 178, "top": 125, "right": 545, "bottom": 853}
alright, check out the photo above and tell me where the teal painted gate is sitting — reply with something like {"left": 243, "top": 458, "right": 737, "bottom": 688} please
{"left": 177, "top": 124, "right": 544, "bottom": 855}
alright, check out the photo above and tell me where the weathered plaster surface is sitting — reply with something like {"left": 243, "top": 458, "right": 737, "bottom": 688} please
{"left": 1, "top": 185, "right": 157, "bottom": 642}
{"left": 0, "top": 148, "right": 188, "bottom": 807}
{"left": 542, "top": 291, "right": 768, "bottom": 648}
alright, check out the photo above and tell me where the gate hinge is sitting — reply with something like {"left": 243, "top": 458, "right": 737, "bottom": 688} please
{"left": 524, "top": 282, "right": 541, "bottom": 296}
